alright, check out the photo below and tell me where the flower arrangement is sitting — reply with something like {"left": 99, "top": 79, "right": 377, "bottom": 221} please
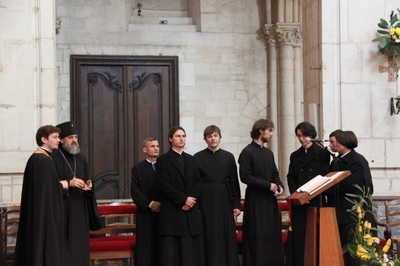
{"left": 344, "top": 185, "right": 400, "bottom": 266}
{"left": 372, "top": 9, "right": 400, "bottom": 79}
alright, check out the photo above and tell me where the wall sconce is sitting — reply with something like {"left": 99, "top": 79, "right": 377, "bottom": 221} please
{"left": 390, "top": 97, "right": 400, "bottom": 115}
{"left": 137, "top": 3, "right": 142, "bottom": 16}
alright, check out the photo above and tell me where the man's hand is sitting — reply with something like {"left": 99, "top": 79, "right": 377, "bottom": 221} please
{"left": 82, "top": 180, "right": 92, "bottom": 191}
{"left": 185, "top": 197, "right": 196, "bottom": 208}
{"left": 69, "top": 177, "right": 85, "bottom": 189}
{"left": 233, "top": 208, "right": 241, "bottom": 217}
{"left": 182, "top": 197, "right": 196, "bottom": 211}
{"left": 274, "top": 185, "right": 284, "bottom": 197}
{"left": 150, "top": 201, "right": 161, "bottom": 212}
{"left": 60, "top": 180, "right": 69, "bottom": 190}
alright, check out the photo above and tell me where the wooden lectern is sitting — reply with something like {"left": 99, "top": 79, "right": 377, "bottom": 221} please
{"left": 288, "top": 171, "right": 351, "bottom": 266}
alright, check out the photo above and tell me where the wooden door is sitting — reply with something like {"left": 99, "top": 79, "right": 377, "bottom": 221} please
{"left": 70, "top": 55, "right": 179, "bottom": 199}
{"left": 302, "top": 0, "right": 322, "bottom": 131}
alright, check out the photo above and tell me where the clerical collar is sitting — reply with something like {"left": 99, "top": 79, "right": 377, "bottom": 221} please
{"left": 252, "top": 141, "right": 264, "bottom": 149}
{"left": 40, "top": 146, "right": 51, "bottom": 153}
{"left": 172, "top": 148, "right": 183, "bottom": 155}
{"left": 146, "top": 158, "right": 156, "bottom": 164}
{"left": 339, "top": 150, "right": 351, "bottom": 158}
{"left": 207, "top": 147, "right": 220, "bottom": 153}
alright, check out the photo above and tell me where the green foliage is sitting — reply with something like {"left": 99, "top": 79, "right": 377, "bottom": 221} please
{"left": 372, "top": 9, "right": 400, "bottom": 79}
{"left": 344, "top": 185, "right": 398, "bottom": 266}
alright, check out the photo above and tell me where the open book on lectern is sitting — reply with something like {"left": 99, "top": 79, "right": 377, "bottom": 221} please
{"left": 288, "top": 170, "right": 351, "bottom": 205}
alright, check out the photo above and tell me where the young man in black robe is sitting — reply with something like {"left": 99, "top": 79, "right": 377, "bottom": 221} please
{"left": 51, "top": 121, "right": 95, "bottom": 266}
{"left": 131, "top": 138, "right": 161, "bottom": 266}
{"left": 14, "top": 125, "right": 69, "bottom": 266}
{"left": 238, "top": 118, "right": 284, "bottom": 266}
{"left": 286, "top": 122, "right": 331, "bottom": 266}
{"left": 156, "top": 126, "right": 205, "bottom": 266}
{"left": 325, "top": 130, "right": 374, "bottom": 266}
{"left": 194, "top": 125, "right": 241, "bottom": 266}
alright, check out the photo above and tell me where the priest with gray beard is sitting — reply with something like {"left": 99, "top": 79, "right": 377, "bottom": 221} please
{"left": 51, "top": 121, "right": 97, "bottom": 266}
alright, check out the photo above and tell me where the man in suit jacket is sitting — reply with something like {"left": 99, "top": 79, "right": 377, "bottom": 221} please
{"left": 156, "top": 126, "right": 205, "bottom": 266}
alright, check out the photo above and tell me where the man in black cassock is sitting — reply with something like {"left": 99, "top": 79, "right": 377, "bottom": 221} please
{"left": 238, "top": 119, "right": 284, "bottom": 266}
{"left": 157, "top": 126, "right": 205, "bottom": 266}
{"left": 286, "top": 122, "right": 331, "bottom": 266}
{"left": 51, "top": 121, "right": 95, "bottom": 266}
{"left": 194, "top": 125, "right": 241, "bottom": 266}
{"left": 131, "top": 138, "right": 161, "bottom": 266}
{"left": 325, "top": 130, "right": 374, "bottom": 266}
{"left": 14, "top": 125, "right": 69, "bottom": 266}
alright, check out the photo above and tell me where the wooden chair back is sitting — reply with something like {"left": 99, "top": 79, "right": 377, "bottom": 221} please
{"left": 3, "top": 206, "right": 20, "bottom": 266}
{"left": 384, "top": 199, "right": 400, "bottom": 258}
{"left": 104, "top": 202, "right": 135, "bottom": 227}
{"left": 89, "top": 202, "right": 137, "bottom": 265}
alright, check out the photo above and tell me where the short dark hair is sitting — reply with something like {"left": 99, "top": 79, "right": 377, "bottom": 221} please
{"left": 329, "top": 129, "right": 342, "bottom": 138}
{"left": 295, "top": 122, "right": 317, "bottom": 138}
{"left": 36, "top": 125, "right": 61, "bottom": 146}
{"left": 250, "top": 119, "right": 274, "bottom": 139}
{"left": 335, "top": 130, "right": 358, "bottom": 149}
{"left": 142, "top": 138, "right": 157, "bottom": 147}
{"left": 168, "top": 126, "right": 186, "bottom": 144}
{"left": 203, "top": 125, "right": 221, "bottom": 139}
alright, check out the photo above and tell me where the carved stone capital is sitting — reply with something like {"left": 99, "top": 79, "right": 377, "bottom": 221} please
{"left": 264, "top": 24, "right": 277, "bottom": 47}
{"left": 264, "top": 23, "right": 302, "bottom": 47}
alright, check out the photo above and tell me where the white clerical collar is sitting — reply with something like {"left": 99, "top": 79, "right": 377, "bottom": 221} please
{"left": 207, "top": 147, "right": 220, "bottom": 153}
{"left": 146, "top": 158, "right": 156, "bottom": 164}
{"left": 340, "top": 150, "right": 351, "bottom": 158}
{"left": 40, "top": 146, "right": 51, "bottom": 152}
{"left": 172, "top": 148, "right": 183, "bottom": 155}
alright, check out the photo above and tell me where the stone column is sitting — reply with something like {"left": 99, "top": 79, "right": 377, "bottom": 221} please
{"left": 264, "top": 22, "right": 302, "bottom": 189}
{"left": 265, "top": 25, "right": 279, "bottom": 158}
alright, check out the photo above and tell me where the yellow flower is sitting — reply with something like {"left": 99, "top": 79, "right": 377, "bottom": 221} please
{"left": 356, "top": 206, "right": 362, "bottom": 214}
{"left": 363, "top": 220, "right": 371, "bottom": 229}
{"left": 358, "top": 225, "right": 362, "bottom": 232}
{"left": 363, "top": 234, "right": 371, "bottom": 240}
{"left": 396, "top": 27, "right": 400, "bottom": 35}
{"left": 367, "top": 238, "right": 373, "bottom": 246}
{"left": 358, "top": 212, "right": 363, "bottom": 219}
{"left": 357, "top": 245, "right": 370, "bottom": 260}
{"left": 371, "top": 237, "right": 380, "bottom": 244}
{"left": 382, "top": 238, "right": 392, "bottom": 253}
{"left": 391, "top": 28, "right": 396, "bottom": 35}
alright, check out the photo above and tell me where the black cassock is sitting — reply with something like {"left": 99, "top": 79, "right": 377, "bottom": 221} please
{"left": 238, "top": 141, "right": 284, "bottom": 266}
{"left": 14, "top": 148, "right": 67, "bottom": 266}
{"left": 51, "top": 146, "right": 92, "bottom": 266}
{"left": 157, "top": 149, "right": 205, "bottom": 266}
{"left": 194, "top": 148, "right": 241, "bottom": 266}
{"left": 131, "top": 160, "right": 161, "bottom": 266}
{"left": 286, "top": 143, "right": 331, "bottom": 266}
{"left": 326, "top": 149, "right": 374, "bottom": 266}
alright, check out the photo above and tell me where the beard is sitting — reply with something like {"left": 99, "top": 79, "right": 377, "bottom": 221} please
{"left": 63, "top": 142, "right": 81, "bottom": 155}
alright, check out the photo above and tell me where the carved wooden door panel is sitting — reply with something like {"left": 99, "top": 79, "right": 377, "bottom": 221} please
{"left": 70, "top": 55, "right": 179, "bottom": 199}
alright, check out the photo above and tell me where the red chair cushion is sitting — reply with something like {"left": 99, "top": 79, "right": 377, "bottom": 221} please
{"left": 90, "top": 235, "right": 136, "bottom": 252}
{"left": 282, "top": 231, "right": 288, "bottom": 245}
{"left": 97, "top": 205, "right": 137, "bottom": 215}
{"left": 379, "top": 238, "right": 386, "bottom": 248}
{"left": 236, "top": 230, "right": 242, "bottom": 243}
{"left": 278, "top": 201, "right": 289, "bottom": 211}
